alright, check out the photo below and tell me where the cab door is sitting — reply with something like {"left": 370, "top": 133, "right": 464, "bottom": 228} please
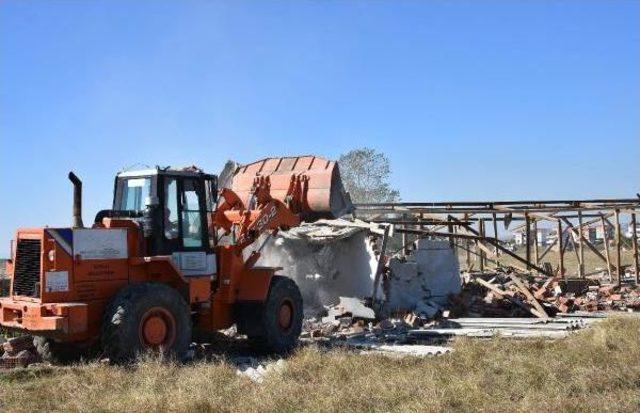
{"left": 160, "top": 175, "right": 216, "bottom": 277}
{"left": 160, "top": 175, "right": 209, "bottom": 253}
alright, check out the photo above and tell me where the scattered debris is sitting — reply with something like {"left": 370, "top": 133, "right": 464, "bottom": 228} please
{"left": 234, "top": 358, "right": 286, "bottom": 383}
{"left": 1, "top": 335, "right": 38, "bottom": 369}
{"left": 460, "top": 269, "right": 640, "bottom": 317}
{"left": 359, "top": 344, "right": 453, "bottom": 358}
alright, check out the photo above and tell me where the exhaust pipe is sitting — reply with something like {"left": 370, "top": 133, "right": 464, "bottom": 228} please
{"left": 68, "top": 172, "right": 84, "bottom": 228}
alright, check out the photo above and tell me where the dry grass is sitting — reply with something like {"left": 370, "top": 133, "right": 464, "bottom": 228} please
{"left": 2, "top": 316, "right": 640, "bottom": 412}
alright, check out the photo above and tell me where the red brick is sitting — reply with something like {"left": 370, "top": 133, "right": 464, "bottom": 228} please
{"left": 599, "top": 285, "right": 615, "bottom": 297}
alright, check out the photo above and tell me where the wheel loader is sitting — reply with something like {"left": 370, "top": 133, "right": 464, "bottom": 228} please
{"left": 0, "top": 156, "right": 352, "bottom": 362}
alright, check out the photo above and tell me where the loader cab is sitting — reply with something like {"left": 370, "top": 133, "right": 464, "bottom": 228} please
{"left": 112, "top": 167, "right": 217, "bottom": 256}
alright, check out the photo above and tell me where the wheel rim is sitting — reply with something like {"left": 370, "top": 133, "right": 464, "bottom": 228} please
{"left": 138, "top": 307, "right": 177, "bottom": 349}
{"left": 277, "top": 299, "right": 294, "bottom": 332}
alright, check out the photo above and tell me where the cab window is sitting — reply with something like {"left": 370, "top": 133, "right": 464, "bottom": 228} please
{"left": 120, "top": 178, "right": 151, "bottom": 211}
{"left": 164, "top": 178, "right": 179, "bottom": 239}
{"left": 181, "top": 179, "right": 203, "bottom": 248}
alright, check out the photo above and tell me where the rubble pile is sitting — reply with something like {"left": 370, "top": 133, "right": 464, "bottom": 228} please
{"left": 458, "top": 269, "right": 640, "bottom": 317}
{"left": 0, "top": 335, "right": 38, "bottom": 369}
{"left": 537, "top": 278, "right": 640, "bottom": 313}
{"left": 302, "top": 296, "right": 454, "bottom": 356}
{"left": 301, "top": 295, "right": 601, "bottom": 354}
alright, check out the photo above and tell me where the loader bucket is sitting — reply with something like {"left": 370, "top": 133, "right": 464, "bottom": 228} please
{"left": 231, "top": 155, "right": 353, "bottom": 220}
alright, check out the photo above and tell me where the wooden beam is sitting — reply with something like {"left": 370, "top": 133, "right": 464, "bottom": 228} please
{"left": 396, "top": 228, "right": 554, "bottom": 277}
{"left": 371, "top": 225, "right": 390, "bottom": 303}
{"left": 525, "top": 213, "right": 531, "bottom": 270}
{"left": 533, "top": 218, "right": 539, "bottom": 265}
{"left": 557, "top": 220, "right": 564, "bottom": 279}
{"left": 401, "top": 226, "right": 407, "bottom": 257}
{"left": 492, "top": 213, "right": 499, "bottom": 267}
{"left": 479, "top": 219, "right": 485, "bottom": 272}
{"left": 632, "top": 212, "right": 639, "bottom": 285}
{"left": 601, "top": 215, "right": 613, "bottom": 282}
{"left": 475, "top": 278, "right": 543, "bottom": 318}
{"left": 447, "top": 214, "right": 455, "bottom": 250}
{"left": 538, "top": 235, "right": 558, "bottom": 262}
{"left": 578, "top": 210, "right": 585, "bottom": 278}
{"left": 508, "top": 273, "right": 549, "bottom": 319}
{"left": 615, "top": 209, "right": 622, "bottom": 286}
{"left": 464, "top": 213, "right": 471, "bottom": 271}
{"left": 448, "top": 215, "right": 497, "bottom": 258}
{"left": 475, "top": 278, "right": 508, "bottom": 298}
{"left": 560, "top": 217, "right": 609, "bottom": 267}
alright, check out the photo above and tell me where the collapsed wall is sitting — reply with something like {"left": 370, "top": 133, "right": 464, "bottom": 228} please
{"left": 383, "top": 239, "right": 461, "bottom": 317}
{"left": 252, "top": 220, "right": 462, "bottom": 319}
{"left": 253, "top": 220, "right": 380, "bottom": 316}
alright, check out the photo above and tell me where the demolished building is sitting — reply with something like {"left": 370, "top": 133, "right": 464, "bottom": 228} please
{"left": 252, "top": 219, "right": 463, "bottom": 319}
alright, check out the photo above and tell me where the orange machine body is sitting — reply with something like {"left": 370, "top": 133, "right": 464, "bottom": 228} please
{"left": 0, "top": 155, "right": 352, "bottom": 343}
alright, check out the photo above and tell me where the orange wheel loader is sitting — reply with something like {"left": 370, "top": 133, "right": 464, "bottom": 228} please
{"left": 0, "top": 156, "right": 352, "bottom": 363}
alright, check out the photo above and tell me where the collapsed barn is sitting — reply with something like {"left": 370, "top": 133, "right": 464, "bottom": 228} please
{"left": 256, "top": 197, "right": 640, "bottom": 356}
{"left": 2, "top": 159, "right": 640, "bottom": 366}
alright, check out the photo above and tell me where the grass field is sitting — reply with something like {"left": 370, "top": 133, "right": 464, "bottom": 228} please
{"left": 1, "top": 316, "right": 639, "bottom": 413}
{"left": 459, "top": 244, "right": 637, "bottom": 277}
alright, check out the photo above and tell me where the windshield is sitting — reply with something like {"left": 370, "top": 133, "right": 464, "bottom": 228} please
{"left": 119, "top": 177, "right": 151, "bottom": 211}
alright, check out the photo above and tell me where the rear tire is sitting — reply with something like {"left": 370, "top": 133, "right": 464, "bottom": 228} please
{"left": 237, "top": 276, "right": 303, "bottom": 354}
{"left": 101, "top": 283, "right": 192, "bottom": 363}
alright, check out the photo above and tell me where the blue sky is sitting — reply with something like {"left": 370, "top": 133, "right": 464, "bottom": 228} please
{"left": 1, "top": 0, "right": 639, "bottom": 255}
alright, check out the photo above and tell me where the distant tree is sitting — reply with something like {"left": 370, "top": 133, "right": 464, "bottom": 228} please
{"left": 338, "top": 147, "right": 400, "bottom": 203}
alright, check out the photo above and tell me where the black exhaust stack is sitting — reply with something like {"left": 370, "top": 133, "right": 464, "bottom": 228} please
{"left": 68, "top": 172, "right": 84, "bottom": 229}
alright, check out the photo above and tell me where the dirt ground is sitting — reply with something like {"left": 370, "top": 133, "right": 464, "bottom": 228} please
{"left": 1, "top": 316, "right": 639, "bottom": 413}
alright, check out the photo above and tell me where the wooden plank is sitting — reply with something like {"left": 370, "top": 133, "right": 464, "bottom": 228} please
{"left": 525, "top": 213, "right": 531, "bottom": 270}
{"left": 464, "top": 214, "right": 471, "bottom": 271}
{"left": 533, "top": 218, "right": 539, "bottom": 265}
{"left": 615, "top": 209, "right": 622, "bottom": 286}
{"left": 475, "top": 278, "right": 541, "bottom": 317}
{"left": 632, "top": 212, "right": 639, "bottom": 284}
{"left": 492, "top": 213, "right": 499, "bottom": 267}
{"left": 491, "top": 207, "right": 610, "bottom": 269}
{"left": 401, "top": 227, "right": 407, "bottom": 257}
{"left": 479, "top": 220, "right": 485, "bottom": 272}
{"left": 449, "top": 216, "right": 497, "bottom": 258}
{"left": 371, "top": 225, "right": 391, "bottom": 303}
{"left": 396, "top": 228, "right": 554, "bottom": 277}
{"left": 601, "top": 215, "right": 613, "bottom": 282}
{"left": 475, "top": 278, "right": 508, "bottom": 297}
{"left": 447, "top": 214, "right": 455, "bottom": 249}
{"left": 557, "top": 220, "right": 564, "bottom": 278}
{"left": 560, "top": 217, "right": 609, "bottom": 266}
{"left": 508, "top": 273, "right": 549, "bottom": 319}
{"left": 538, "top": 235, "right": 558, "bottom": 262}
{"left": 578, "top": 210, "right": 585, "bottom": 278}
{"left": 566, "top": 230, "right": 582, "bottom": 272}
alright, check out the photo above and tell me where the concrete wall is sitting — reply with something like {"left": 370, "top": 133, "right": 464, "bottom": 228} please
{"left": 383, "top": 239, "right": 460, "bottom": 316}
{"left": 256, "top": 231, "right": 378, "bottom": 316}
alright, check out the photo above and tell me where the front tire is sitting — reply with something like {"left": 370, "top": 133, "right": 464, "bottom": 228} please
{"left": 237, "top": 276, "right": 303, "bottom": 354}
{"left": 101, "top": 283, "right": 192, "bottom": 362}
